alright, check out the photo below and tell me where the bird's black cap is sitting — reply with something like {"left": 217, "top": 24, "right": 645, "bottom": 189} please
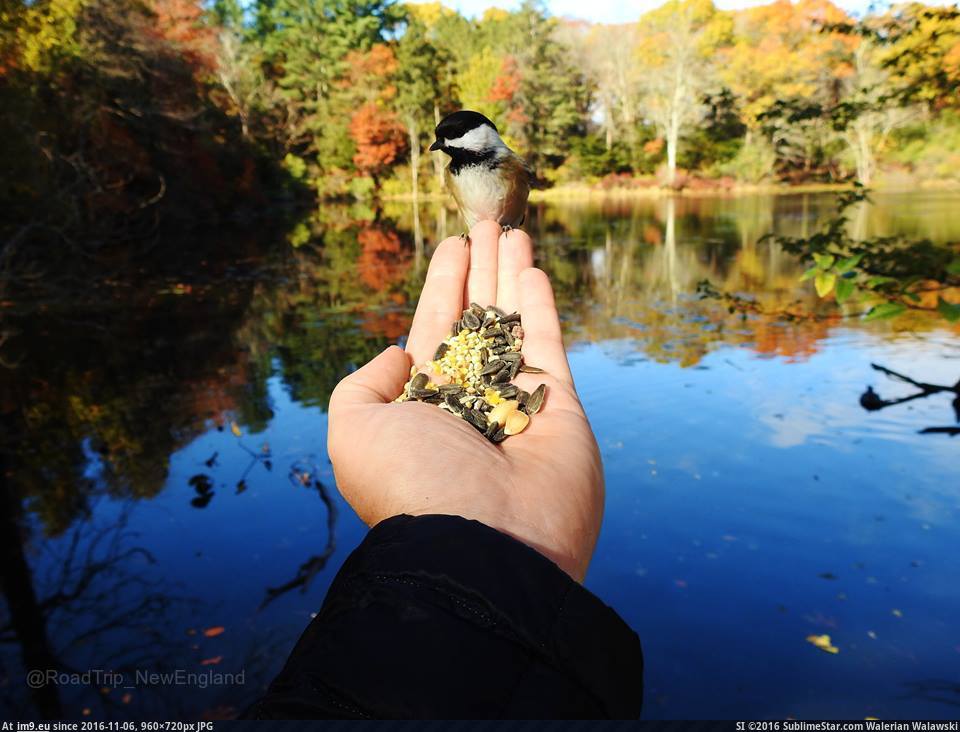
{"left": 430, "top": 110, "right": 498, "bottom": 151}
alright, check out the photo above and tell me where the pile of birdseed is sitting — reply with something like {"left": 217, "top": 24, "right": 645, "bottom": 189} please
{"left": 396, "top": 303, "right": 547, "bottom": 443}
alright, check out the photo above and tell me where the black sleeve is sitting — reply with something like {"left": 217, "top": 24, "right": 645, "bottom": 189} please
{"left": 244, "top": 514, "right": 643, "bottom": 719}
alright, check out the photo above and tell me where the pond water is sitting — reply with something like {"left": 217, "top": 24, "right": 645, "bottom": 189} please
{"left": 1, "top": 191, "right": 958, "bottom": 719}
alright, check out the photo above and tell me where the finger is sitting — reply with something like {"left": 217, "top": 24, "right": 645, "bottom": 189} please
{"left": 465, "top": 220, "right": 501, "bottom": 308}
{"left": 406, "top": 236, "right": 469, "bottom": 366}
{"left": 496, "top": 228, "right": 534, "bottom": 315}
{"left": 518, "top": 268, "right": 574, "bottom": 386}
{"left": 329, "top": 345, "right": 411, "bottom": 411}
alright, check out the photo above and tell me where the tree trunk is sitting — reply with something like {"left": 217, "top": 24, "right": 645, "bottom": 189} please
{"left": 407, "top": 116, "right": 423, "bottom": 270}
{"left": 0, "top": 434, "right": 63, "bottom": 719}
{"left": 855, "top": 123, "right": 874, "bottom": 186}
{"left": 666, "top": 119, "right": 679, "bottom": 186}
{"left": 432, "top": 103, "right": 444, "bottom": 193}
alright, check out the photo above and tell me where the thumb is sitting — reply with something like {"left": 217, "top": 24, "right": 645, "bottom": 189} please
{"left": 329, "top": 345, "right": 411, "bottom": 412}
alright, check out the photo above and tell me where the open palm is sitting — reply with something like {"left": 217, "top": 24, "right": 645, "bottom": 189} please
{"left": 328, "top": 221, "right": 603, "bottom": 581}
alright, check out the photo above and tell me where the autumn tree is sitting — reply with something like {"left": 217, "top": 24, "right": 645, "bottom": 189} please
{"left": 349, "top": 102, "right": 407, "bottom": 189}
{"left": 395, "top": 15, "right": 448, "bottom": 200}
{"left": 636, "top": 0, "right": 730, "bottom": 186}
{"left": 261, "top": 0, "right": 403, "bottom": 180}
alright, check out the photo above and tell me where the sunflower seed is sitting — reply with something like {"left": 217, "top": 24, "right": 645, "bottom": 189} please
{"left": 499, "top": 352, "right": 521, "bottom": 363}
{"left": 464, "top": 409, "right": 487, "bottom": 431}
{"left": 495, "top": 384, "right": 519, "bottom": 399}
{"left": 491, "top": 368, "right": 511, "bottom": 384}
{"left": 519, "top": 364, "right": 545, "bottom": 374}
{"left": 484, "top": 420, "right": 499, "bottom": 439}
{"left": 469, "top": 302, "right": 486, "bottom": 317}
{"left": 444, "top": 395, "right": 463, "bottom": 412}
{"left": 462, "top": 310, "right": 481, "bottom": 330}
{"left": 516, "top": 389, "right": 530, "bottom": 407}
{"left": 481, "top": 326, "right": 501, "bottom": 339}
{"left": 451, "top": 320, "right": 461, "bottom": 337}
{"left": 526, "top": 384, "right": 546, "bottom": 414}
{"left": 411, "top": 372, "right": 429, "bottom": 391}
{"left": 500, "top": 312, "right": 521, "bottom": 324}
{"left": 489, "top": 305, "right": 507, "bottom": 318}
{"left": 481, "top": 360, "right": 506, "bottom": 376}
{"left": 491, "top": 427, "right": 507, "bottom": 443}
{"left": 508, "top": 360, "right": 521, "bottom": 379}
{"left": 438, "top": 384, "right": 464, "bottom": 395}
{"left": 434, "top": 342, "right": 449, "bottom": 360}
{"left": 482, "top": 313, "right": 497, "bottom": 329}
{"left": 411, "top": 387, "right": 438, "bottom": 400}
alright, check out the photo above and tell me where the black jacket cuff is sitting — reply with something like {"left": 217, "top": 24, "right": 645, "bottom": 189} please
{"left": 246, "top": 513, "right": 643, "bottom": 719}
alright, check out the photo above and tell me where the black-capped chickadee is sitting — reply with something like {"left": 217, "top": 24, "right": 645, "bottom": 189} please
{"left": 429, "top": 110, "right": 532, "bottom": 239}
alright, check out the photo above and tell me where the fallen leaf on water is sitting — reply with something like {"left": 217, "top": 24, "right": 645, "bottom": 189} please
{"left": 235, "top": 480, "right": 247, "bottom": 494}
{"left": 806, "top": 634, "right": 839, "bottom": 654}
{"left": 203, "top": 626, "right": 225, "bottom": 637}
{"left": 82, "top": 709, "right": 91, "bottom": 716}
{"left": 201, "top": 656, "right": 223, "bottom": 666}
{"left": 121, "top": 693, "right": 132, "bottom": 704}
{"left": 230, "top": 421, "right": 242, "bottom": 437}
{"left": 892, "top": 608, "right": 903, "bottom": 618}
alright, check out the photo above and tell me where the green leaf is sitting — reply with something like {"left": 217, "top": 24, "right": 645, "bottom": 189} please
{"left": 835, "top": 279, "right": 856, "bottom": 304}
{"left": 946, "top": 259, "right": 960, "bottom": 276}
{"left": 815, "top": 272, "right": 837, "bottom": 297}
{"left": 800, "top": 266, "right": 819, "bottom": 282}
{"left": 937, "top": 297, "right": 960, "bottom": 322}
{"left": 813, "top": 253, "right": 836, "bottom": 269}
{"left": 866, "top": 275, "right": 897, "bottom": 288}
{"left": 835, "top": 254, "right": 864, "bottom": 274}
{"left": 864, "top": 302, "right": 907, "bottom": 321}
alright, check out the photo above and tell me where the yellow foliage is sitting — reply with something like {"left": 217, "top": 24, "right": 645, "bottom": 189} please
{"left": 806, "top": 634, "right": 840, "bottom": 654}
{"left": 403, "top": 1, "right": 456, "bottom": 28}
{"left": 16, "top": 0, "right": 85, "bottom": 73}
{"left": 720, "top": 0, "right": 854, "bottom": 127}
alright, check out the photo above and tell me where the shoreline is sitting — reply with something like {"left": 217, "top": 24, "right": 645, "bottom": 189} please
{"left": 381, "top": 179, "right": 960, "bottom": 203}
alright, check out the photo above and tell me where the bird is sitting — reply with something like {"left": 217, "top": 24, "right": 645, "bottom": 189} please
{"left": 429, "top": 110, "right": 532, "bottom": 242}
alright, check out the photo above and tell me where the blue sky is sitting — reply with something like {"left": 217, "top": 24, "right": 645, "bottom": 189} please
{"left": 438, "top": 0, "right": 944, "bottom": 23}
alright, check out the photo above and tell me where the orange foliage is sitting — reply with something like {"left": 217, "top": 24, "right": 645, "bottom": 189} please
{"left": 149, "top": 0, "right": 217, "bottom": 72}
{"left": 342, "top": 44, "right": 398, "bottom": 83}
{"left": 361, "top": 310, "right": 413, "bottom": 340}
{"left": 748, "top": 313, "right": 838, "bottom": 362}
{"left": 357, "top": 226, "right": 410, "bottom": 291}
{"left": 349, "top": 103, "right": 407, "bottom": 177}
{"left": 644, "top": 138, "right": 665, "bottom": 155}
{"left": 489, "top": 56, "right": 521, "bottom": 103}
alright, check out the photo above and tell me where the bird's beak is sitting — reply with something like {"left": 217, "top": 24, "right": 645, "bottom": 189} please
{"left": 429, "top": 139, "right": 442, "bottom": 152}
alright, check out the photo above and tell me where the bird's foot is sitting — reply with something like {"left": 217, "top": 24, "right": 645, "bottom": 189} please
{"left": 458, "top": 232, "right": 471, "bottom": 246}
{"left": 500, "top": 224, "right": 513, "bottom": 237}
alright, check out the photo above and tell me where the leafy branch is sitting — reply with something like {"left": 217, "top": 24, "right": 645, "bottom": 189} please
{"left": 765, "top": 185, "right": 960, "bottom": 322}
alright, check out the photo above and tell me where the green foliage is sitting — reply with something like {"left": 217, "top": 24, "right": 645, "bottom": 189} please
{"left": 769, "top": 187, "right": 960, "bottom": 321}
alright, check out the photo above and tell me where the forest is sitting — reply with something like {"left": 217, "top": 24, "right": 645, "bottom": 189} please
{"left": 2, "top": 0, "right": 960, "bottom": 240}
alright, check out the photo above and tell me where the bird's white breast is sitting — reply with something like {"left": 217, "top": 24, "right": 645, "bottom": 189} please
{"left": 452, "top": 164, "right": 508, "bottom": 229}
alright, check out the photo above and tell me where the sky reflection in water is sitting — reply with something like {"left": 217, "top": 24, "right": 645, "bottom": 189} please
{"left": 1, "top": 192, "right": 958, "bottom": 719}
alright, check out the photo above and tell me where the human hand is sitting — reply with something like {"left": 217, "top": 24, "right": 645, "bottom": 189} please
{"left": 328, "top": 221, "right": 604, "bottom": 581}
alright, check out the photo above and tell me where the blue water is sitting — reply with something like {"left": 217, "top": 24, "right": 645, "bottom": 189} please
{"left": 2, "top": 192, "right": 958, "bottom": 719}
